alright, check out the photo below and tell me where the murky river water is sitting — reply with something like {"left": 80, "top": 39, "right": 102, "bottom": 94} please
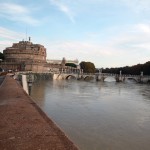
{"left": 31, "top": 78, "right": 150, "bottom": 150}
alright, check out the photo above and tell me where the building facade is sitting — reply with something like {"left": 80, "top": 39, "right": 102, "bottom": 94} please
{"left": 46, "top": 58, "right": 79, "bottom": 72}
{"left": 1, "top": 38, "right": 47, "bottom": 72}
{"left": 0, "top": 38, "right": 80, "bottom": 73}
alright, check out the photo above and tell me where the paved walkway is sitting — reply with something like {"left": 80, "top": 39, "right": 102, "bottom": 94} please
{"left": 0, "top": 76, "right": 78, "bottom": 150}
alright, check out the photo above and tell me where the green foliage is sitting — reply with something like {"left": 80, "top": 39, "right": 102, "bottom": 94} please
{"left": 80, "top": 61, "right": 96, "bottom": 73}
{"left": 102, "top": 61, "right": 150, "bottom": 75}
{"left": 0, "top": 52, "right": 4, "bottom": 60}
{"left": 65, "top": 63, "right": 77, "bottom": 68}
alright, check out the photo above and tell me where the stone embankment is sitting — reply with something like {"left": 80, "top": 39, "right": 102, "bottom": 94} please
{"left": 0, "top": 76, "right": 78, "bottom": 150}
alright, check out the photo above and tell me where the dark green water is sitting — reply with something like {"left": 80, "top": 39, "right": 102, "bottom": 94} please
{"left": 31, "top": 79, "right": 150, "bottom": 150}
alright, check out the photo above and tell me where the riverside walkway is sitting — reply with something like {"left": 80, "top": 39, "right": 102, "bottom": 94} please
{"left": 0, "top": 76, "right": 78, "bottom": 150}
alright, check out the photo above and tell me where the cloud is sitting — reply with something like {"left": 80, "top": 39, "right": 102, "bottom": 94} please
{"left": 121, "top": 0, "right": 150, "bottom": 13}
{"left": 44, "top": 40, "right": 115, "bottom": 66}
{"left": 0, "top": 2, "right": 39, "bottom": 25}
{"left": 44, "top": 22, "right": 150, "bottom": 67}
{"left": 0, "top": 27, "right": 24, "bottom": 40}
{"left": 1, "top": 23, "right": 149, "bottom": 68}
{"left": 101, "top": 23, "right": 150, "bottom": 66}
{"left": 0, "top": 27, "right": 25, "bottom": 51}
{"left": 135, "top": 24, "right": 150, "bottom": 33}
{"left": 49, "top": 0, "right": 75, "bottom": 23}
{"left": 74, "top": 0, "right": 150, "bottom": 14}
{"left": 46, "top": 41, "right": 112, "bottom": 56}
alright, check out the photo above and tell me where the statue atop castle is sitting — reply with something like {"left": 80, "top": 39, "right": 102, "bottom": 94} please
{"left": 61, "top": 57, "right": 66, "bottom": 68}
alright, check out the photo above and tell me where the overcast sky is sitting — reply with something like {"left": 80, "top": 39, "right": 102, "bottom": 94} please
{"left": 0, "top": 0, "right": 150, "bottom": 68}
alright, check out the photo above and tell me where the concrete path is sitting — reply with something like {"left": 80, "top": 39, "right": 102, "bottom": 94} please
{"left": 0, "top": 76, "right": 78, "bottom": 150}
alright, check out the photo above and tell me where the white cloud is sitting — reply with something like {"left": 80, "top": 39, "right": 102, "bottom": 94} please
{"left": 0, "top": 3, "right": 28, "bottom": 14}
{"left": 0, "top": 27, "right": 25, "bottom": 51}
{"left": 135, "top": 24, "right": 150, "bottom": 33}
{"left": 121, "top": 0, "right": 150, "bottom": 13}
{"left": 44, "top": 22, "right": 150, "bottom": 67}
{"left": 46, "top": 41, "right": 112, "bottom": 57}
{"left": 0, "top": 27, "right": 24, "bottom": 40}
{"left": 101, "top": 23, "right": 150, "bottom": 66}
{"left": 49, "top": 0, "right": 75, "bottom": 23}
{"left": 1, "top": 22, "right": 149, "bottom": 67}
{"left": 0, "top": 3, "right": 39, "bottom": 25}
{"left": 74, "top": 0, "right": 150, "bottom": 14}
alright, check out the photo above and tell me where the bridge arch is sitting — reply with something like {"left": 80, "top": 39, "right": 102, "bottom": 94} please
{"left": 84, "top": 75, "right": 94, "bottom": 80}
{"left": 125, "top": 77, "right": 138, "bottom": 82}
{"left": 103, "top": 76, "right": 116, "bottom": 82}
{"left": 65, "top": 75, "right": 76, "bottom": 80}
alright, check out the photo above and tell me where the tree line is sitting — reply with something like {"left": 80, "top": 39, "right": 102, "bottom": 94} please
{"left": 65, "top": 60, "right": 150, "bottom": 75}
{"left": 102, "top": 61, "right": 150, "bottom": 75}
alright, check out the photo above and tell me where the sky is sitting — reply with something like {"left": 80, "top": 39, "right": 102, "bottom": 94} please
{"left": 0, "top": 0, "right": 150, "bottom": 68}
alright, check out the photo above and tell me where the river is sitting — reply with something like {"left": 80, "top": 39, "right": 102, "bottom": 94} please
{"left": 31, "top": 78, "right": 150, "bottom": 150}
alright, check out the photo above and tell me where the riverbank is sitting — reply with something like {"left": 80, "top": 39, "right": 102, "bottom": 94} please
{"left": 0, "top": 76, "right": 78, "bottom": 150}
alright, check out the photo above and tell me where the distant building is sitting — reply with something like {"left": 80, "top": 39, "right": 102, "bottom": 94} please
{"left": 46, "top": 58, "right": 79, "bottom": 72}
{"left": 46, "top": 58, "right": 79, "bottom": 65}
{"left": 1, "top": 38, "right": 47, "bottom": 72}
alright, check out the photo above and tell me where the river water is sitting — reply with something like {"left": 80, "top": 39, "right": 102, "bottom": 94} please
{"left": 31, "top": 78, "right": 150, "bottom": 150}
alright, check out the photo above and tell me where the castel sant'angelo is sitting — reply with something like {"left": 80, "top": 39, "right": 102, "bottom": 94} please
{"left": 0, "top": 37, "right": 79, "bottom": 72}
{"left": 1, "top": 37, "right": 48, "bottom": 72}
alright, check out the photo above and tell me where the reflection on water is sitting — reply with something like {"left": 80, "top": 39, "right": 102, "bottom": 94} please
{"left": 31, "top": 79, "right": 150, "bottom": 150}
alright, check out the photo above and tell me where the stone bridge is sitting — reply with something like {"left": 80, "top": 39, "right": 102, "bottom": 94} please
{"left": 53, "top": 72, "right": 150, "bottom": 83}
{"left": 15, "top": 71, "right": 150, "bottom": 83}
{"left": 53, "top": 72, "right": 95, "bottom": 80}
{"left": 97, "top": 73, "right": 150, "bottom": 83}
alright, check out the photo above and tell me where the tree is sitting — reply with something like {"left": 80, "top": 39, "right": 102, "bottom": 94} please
{"left": 80, "top": 61, "right": 96, "bottom": 73}
{"left": 102, "top": 61, "right": 150, "bottom": 75}
{"left": 0, "top": 52, "right": 4, "bottom": 60}
{"left": 143, "top": 61, "right": 150, "bottom": 75}
{"left": 65, "top": 63, "right": 77, "bottom": 68}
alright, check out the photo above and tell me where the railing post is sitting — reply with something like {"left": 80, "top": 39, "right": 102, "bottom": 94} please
{"left": 120, "top": 70, "right": 122, "bottom": 76}
{"left": 139, "top": 71, "right": 143, "bottom": 83}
